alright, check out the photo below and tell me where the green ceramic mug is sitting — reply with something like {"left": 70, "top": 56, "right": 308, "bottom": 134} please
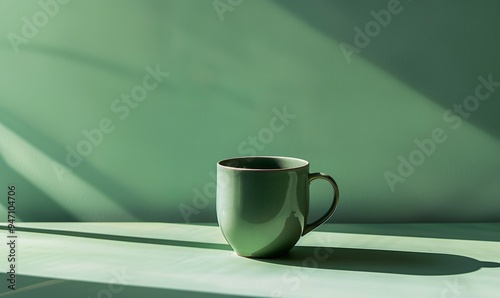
{"left": 216, "top": 156, "right": 339, "bottom": 258}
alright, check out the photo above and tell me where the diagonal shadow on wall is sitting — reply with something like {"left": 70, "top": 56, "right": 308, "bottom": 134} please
{"left": 274, "top": 0, "right": 500, "bottom": 140}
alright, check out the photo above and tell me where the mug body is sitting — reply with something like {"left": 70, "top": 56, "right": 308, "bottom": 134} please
{"left": 216, "top": 156, "right": 309, "bottom": 257}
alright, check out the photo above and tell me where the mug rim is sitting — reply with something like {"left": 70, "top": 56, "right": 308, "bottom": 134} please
{"left": 217, "top": 156, "right": 309, "bottom": 171}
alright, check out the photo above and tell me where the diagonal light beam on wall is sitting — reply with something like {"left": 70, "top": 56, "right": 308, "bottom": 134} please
{"left": 0, "top": 123, "right": 137, "bottom": 221}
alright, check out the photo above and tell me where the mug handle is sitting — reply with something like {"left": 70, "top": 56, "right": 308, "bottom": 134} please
{"left": 302, "top": 172, "right": 340, "bottom": 236}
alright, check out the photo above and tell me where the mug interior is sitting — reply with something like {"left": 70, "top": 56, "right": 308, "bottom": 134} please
{"left": 218, "top": 156, "right": 308, "bottom": 171}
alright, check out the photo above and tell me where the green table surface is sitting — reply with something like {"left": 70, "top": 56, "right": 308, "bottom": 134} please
{"left": 0, "top": 223, "right": 499, "bottom": 298}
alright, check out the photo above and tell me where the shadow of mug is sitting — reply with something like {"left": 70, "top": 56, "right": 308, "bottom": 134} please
{"left": 255, "top": 246, "right": 500, "bottom": 276}
{"left": 6, "top": 225, "right": 498, "bottom": 276}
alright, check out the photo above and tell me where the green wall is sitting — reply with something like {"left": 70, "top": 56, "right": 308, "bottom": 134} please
{"left": 1, "top": 0, "right": 499, "bottom": 222}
